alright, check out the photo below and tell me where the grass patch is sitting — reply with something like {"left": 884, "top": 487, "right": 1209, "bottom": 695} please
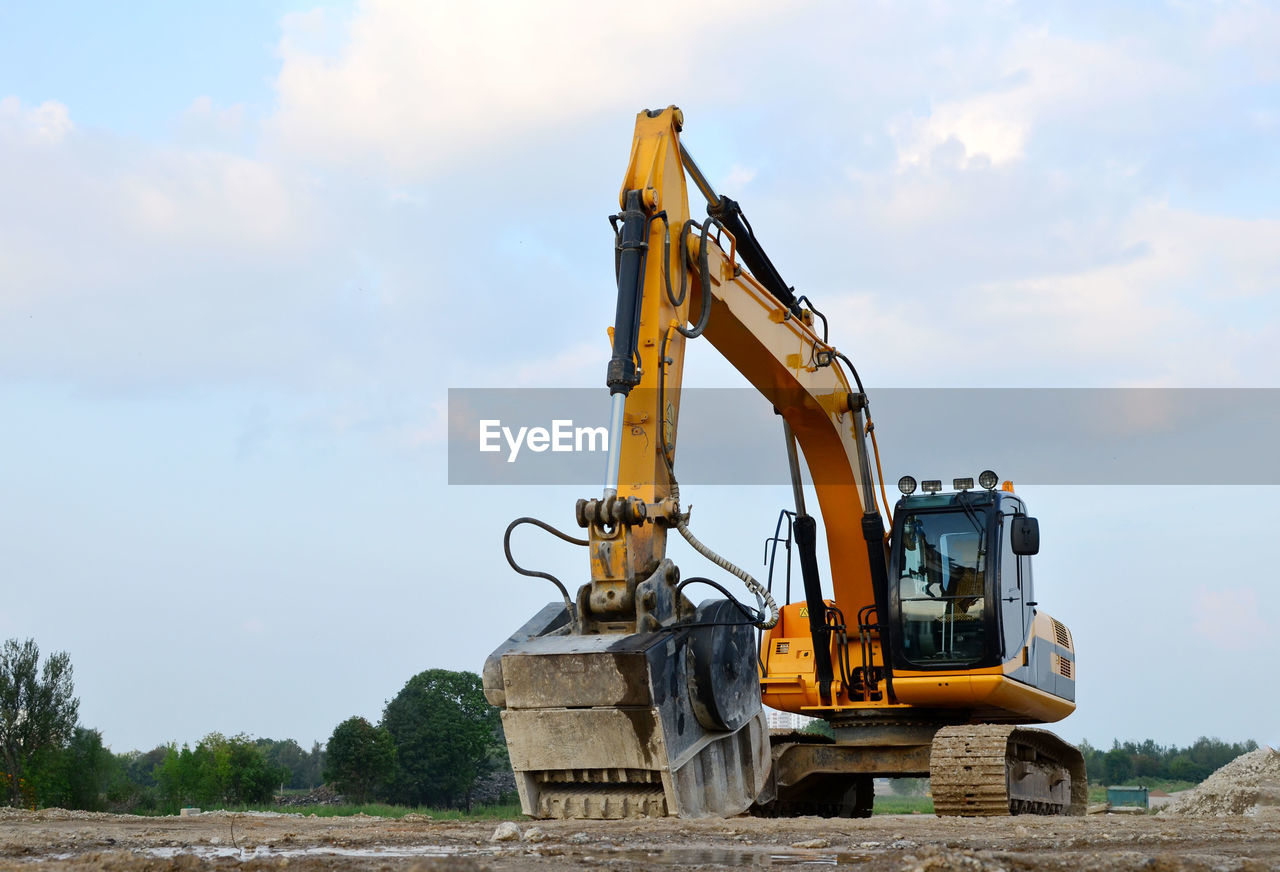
{"left": 147, "top": 801, "right": 524, "bottom": 820}
{"left": 284, "top": 802, "right": 523, "bottom": 820}
{"left": 1129, "top": 779, "right": 1197, "bottom": 795}
{"left": 873, "top": 795, "right": 933, "bottom": 815}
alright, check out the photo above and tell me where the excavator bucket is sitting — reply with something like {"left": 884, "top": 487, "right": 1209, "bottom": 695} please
{"left": 483, "top": 598, "right": 771, "bottom": 819}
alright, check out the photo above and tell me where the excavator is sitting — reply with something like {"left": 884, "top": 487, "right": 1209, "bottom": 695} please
{"left": 482, "top": 106, "right": 1085, "bottom": 819}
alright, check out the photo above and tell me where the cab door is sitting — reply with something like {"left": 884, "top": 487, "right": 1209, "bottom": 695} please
{"left": 998, "top": 505, "right": 1026, "bottom": 660}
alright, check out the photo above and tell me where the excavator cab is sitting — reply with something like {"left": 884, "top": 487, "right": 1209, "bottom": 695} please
{"left": 888, "top": 483, "right": 1039, "bottom": 672}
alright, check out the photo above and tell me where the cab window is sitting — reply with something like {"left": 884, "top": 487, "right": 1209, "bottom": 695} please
{"left": 895, "top": 508, "right": 988, "bottom": 666}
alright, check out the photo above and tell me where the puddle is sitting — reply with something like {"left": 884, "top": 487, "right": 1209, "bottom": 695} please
{"left": 613, "top": 848, "right": 843, "bottom": 866}
{"left": 142, "top": 844, "right": 465, "bottom": 860}
{"left": 37, "top": 842, "right": 883, "bottom": 867}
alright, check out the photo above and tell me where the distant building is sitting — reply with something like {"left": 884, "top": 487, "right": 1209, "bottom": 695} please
{"left": 765, "top": 708, "right": 815, "bottom": 731}
{"left": 1106, "top": 786, "right": 1150, "bottom": 810}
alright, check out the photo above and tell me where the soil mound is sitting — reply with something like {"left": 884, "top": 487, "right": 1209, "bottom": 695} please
{"left": 1159, "top": 746, "right": 1280, "bottom": 816}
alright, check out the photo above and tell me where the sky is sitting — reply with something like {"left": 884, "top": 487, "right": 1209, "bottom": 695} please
{"left": 2, "top": 0, "right": 1278, "bottom": 756}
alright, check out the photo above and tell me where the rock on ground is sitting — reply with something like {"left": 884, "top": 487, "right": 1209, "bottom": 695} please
{"left": 490, "top": 821, "right": 521, "bottom": 842}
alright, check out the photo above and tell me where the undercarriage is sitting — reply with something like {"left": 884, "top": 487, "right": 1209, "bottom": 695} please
{"left": 754, "top": 719, "right": 1087, "bottom": 818}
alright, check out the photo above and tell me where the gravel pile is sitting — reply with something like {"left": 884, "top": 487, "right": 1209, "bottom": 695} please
{"left": 0, "top": 808, "right": 117, "bottom": 822}
{"left": 274, "top": 783, "right": 346, "bottom": 807}
{"left": 1159, "top": 746, "right": 1280, "bottom": 816}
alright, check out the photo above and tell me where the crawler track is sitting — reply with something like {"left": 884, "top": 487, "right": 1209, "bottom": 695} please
{"left": 930, "top": 724, "right": 1087, "bottom": 816}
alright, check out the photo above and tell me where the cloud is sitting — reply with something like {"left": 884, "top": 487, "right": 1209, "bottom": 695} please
{"left": 119, "top": 150, "right": 298, "bottom": 246}
{"left": 0, "top": 96, "right": 74, "bottom": 145}
{"left": 4, "top": 1, "right": 1278, "bottom": 401}
{"left": 240, "top": 617, "right": 267, "bottom": 635}
{"left": 890, "top": 30, "right": 1189, "bottom": 169}
{"left": 178, "top": 97, "right": 248, "bottom": 147}
{"left": 723, "top": 165, "right": 758, "bottom": 191}
{"left": 1205, "top": 2, "right": 1280, "bottom": 81}
{"left": 816, "top": 198, "right": 1280, "bottom": 388}
{"left": 266, "top": 0, "right": 781, "bottom": 176}
{"left": 1194, "top": 586, "right": 1267, "bottom": 652}
{"left": 400, "top": 398, "right": 448, "bottom": 448}
{"left": 0, "top": 100, "right": 352, "bottom": 389}
{"left": 510, "top": 342, "right": 601, "bottom": 389}
{"left": 970, "top": 202, "right": 1280, "bottom": 385}
{"left": 893, "top": 96, "right": 1030, "bottom": 169}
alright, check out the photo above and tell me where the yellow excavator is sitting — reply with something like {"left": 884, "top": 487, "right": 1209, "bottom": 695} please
{"left": 482, "top": 106, "right": 1085, "bottom": 819}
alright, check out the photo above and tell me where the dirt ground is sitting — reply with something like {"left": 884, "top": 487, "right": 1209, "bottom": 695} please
{"left": 1, "top": 808, "right": 1278, "bottom": 872}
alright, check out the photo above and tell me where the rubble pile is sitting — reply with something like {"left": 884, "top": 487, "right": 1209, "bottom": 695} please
{"left": 471, "top": 767, "right": 518, "bottom": 805}
{"left": 273, "top": 783, "right": 346, "bottom": 807}
{"left": 1159, "top": 746, "right": 1280, "bottom": 816}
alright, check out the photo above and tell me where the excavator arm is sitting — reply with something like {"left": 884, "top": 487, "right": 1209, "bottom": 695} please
{"left": 581, "top": 106, "right": 892, "bottom": 684}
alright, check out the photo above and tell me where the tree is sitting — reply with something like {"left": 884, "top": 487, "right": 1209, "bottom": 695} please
{"left": 1080, "top": 736, "right": 1261, "bottom": 787}
{"left": 324, "top": 717, "right": 395, "bottom": 803}
{"left": 28, "top": 726, "right": 121, "bottom": 811}
{"left": 0, "top": 639, "right": 79, "bottom": 807}
{"left": 801, "top": 719, "right": 834, "bottom": 739}
{"left": 256, "top": 738, "right": 314, "bottom": 790}
{"left": 124, "top": 745, "right": 169, "bottom": 789}
{"left": 1169, "top": 753, "right": 1209, "bottom": 783}
{"left": 154, "top": 733, "right": 285, "bottom": 811}
{"left": 1103, "top": 747, "right": 1133, "bottom": 785}
{"left": 381, "top": 669, "right": 500, "bottom": 808}
{"left": 307, "top": 741, "right": 326, "bottom": 789}
{"left": 224, "top": 734, "right": 284, "bottom": 804}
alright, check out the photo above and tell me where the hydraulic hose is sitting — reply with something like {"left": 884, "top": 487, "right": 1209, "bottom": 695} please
{"left": 675, "top": 218, "right": 712, "bottom": 339}
{"left": 667, "top": 478, "right": 779, "bottom": 629}
{"left": 867, "top": 417, "right": 893, "bottom": 527}
{"left": 503, "top": 517, "right": 588, "bottom": 627}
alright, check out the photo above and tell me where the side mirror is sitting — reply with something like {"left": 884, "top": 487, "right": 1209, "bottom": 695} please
{"left": 1011, "top": 516, "right": 1040, "bottom": 555}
